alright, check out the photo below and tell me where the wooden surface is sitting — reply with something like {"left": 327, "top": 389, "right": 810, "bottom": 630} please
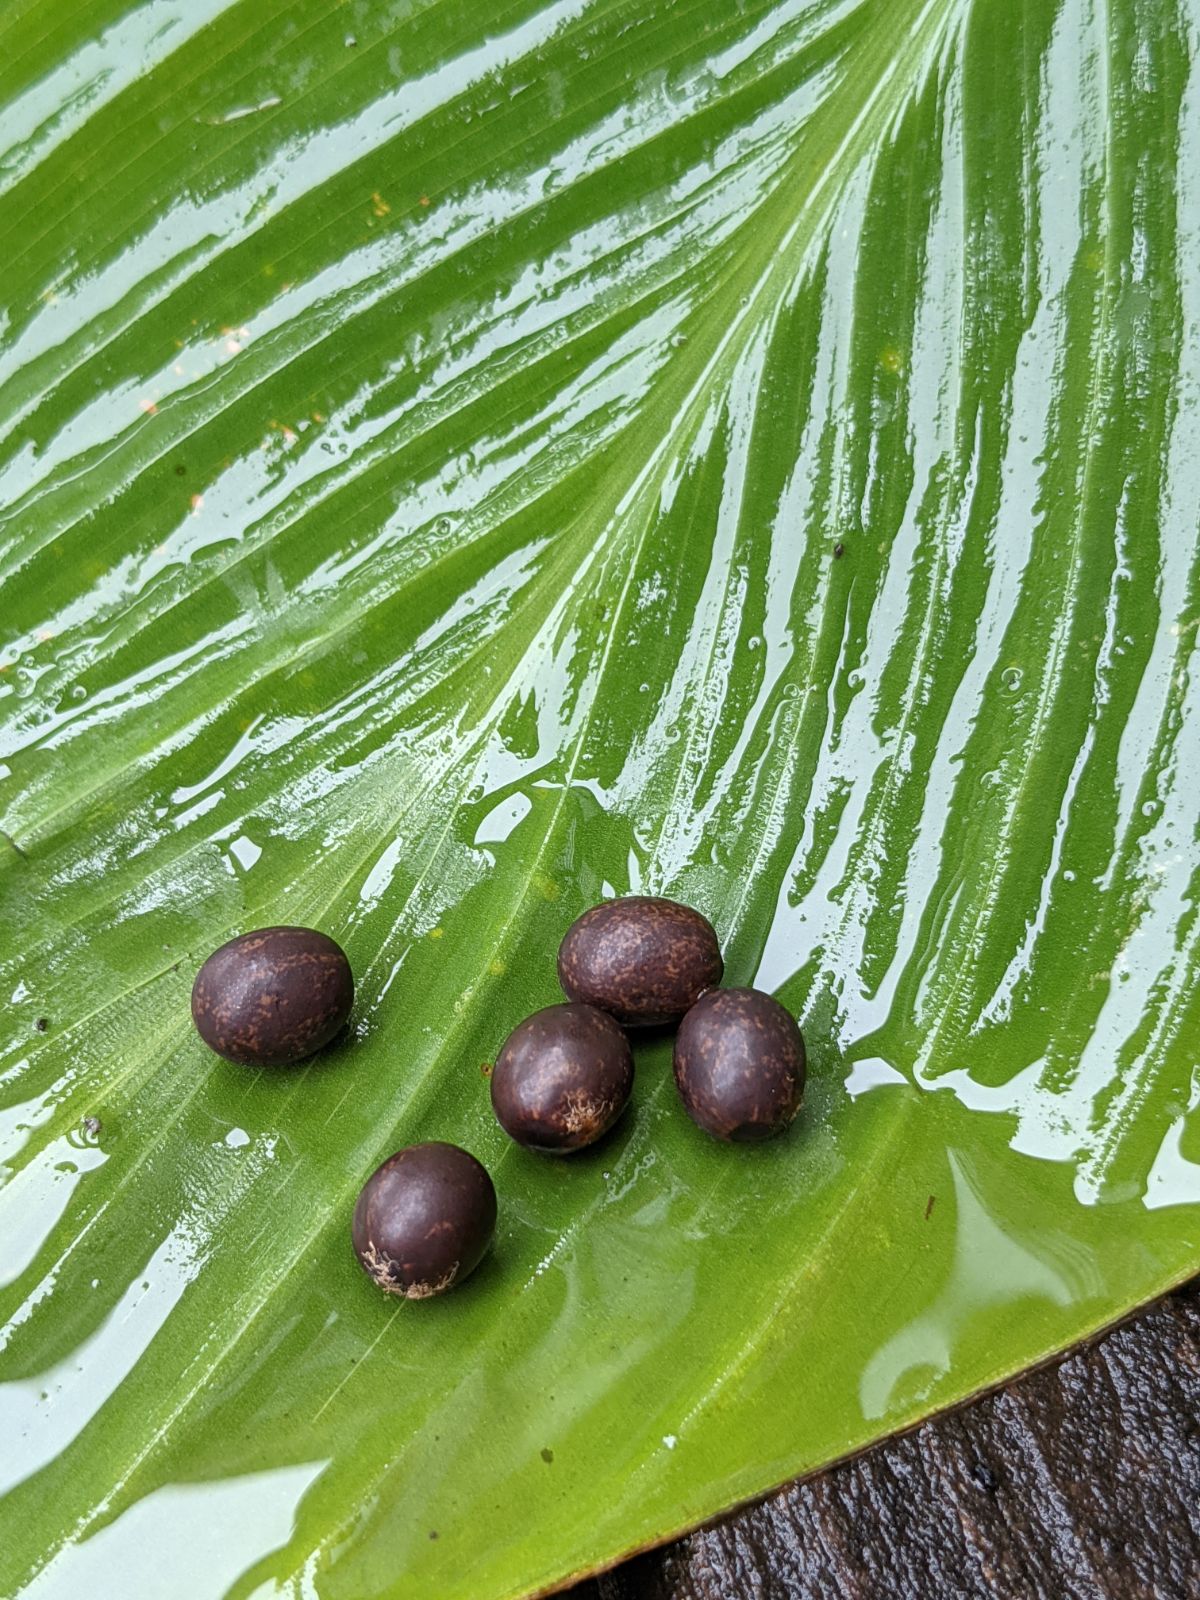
{"left": 572, "top": 1280, "right": 1200, "bottom": 1599}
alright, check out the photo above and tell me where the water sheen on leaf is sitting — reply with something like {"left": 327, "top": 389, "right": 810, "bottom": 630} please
{"left": 1, "top": 0, "right": 1199, "bottom": 1596}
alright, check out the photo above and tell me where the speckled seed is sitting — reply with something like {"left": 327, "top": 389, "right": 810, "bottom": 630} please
{"left": 352, "top": 1143, "right": 497, "bottom": 1300}
{"left": 491, "top": 1003, "right": 633, "bottom": 1154}
{"left": 557, "top": 896, "right": 723, "bottom": 1027}
{"left": 191, "top": 926, "right": 354, "bottom": 1067}
{"left": 674, "top": 988, "right": 805, "bottom": 1143}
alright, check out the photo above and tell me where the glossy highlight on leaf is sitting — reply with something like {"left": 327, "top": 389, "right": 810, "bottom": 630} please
{"left": 1, "top": 1, "right": 1199, "bottom": 1596}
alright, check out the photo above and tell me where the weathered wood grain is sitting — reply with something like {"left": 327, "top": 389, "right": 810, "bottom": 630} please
{"left": 574, "top": 1282, "right": 1200, "bottom": 1599}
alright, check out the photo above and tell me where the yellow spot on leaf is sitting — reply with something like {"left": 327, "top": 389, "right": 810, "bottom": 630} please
{"left": 427, "top": 927, "right": 444, "bottom": 941}
{"left": 879, "top": 345, "right": 904, "bottom": 374}
{"left": 371, "top": 191, "right": 391, "bottom": 218}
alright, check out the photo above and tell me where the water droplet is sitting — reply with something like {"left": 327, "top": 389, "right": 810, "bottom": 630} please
{"left": 70, "top": 684, "right": 87, "bottom": 701}
{"left": 639, "top": 682, "right": 649, "bottom": 693}
{"left": 1001, "top": 666, "right": 1023, "bottom": 693}
{"left": 1141, "top": 798, "right": 1159, "bottom": 817}
{"left": 433, "top": 516, "right": 453, "bottom": 536}
{"left": 669, "top": 332, "right": 688, "bottom": 348}
{"left": 1062, "top": 869, "right": 1076, "bottom": 882}
{"left": 747, "top": 636, "right": 762, "bottom": 652}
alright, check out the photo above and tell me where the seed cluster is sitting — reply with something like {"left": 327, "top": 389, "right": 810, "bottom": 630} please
{"left": 190, "top": 897, "right": 806, "bottom": 1301}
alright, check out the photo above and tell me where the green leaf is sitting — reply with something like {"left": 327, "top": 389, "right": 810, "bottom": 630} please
{"left": 1, "top": 0, "right": 1198, "bottom": 1594}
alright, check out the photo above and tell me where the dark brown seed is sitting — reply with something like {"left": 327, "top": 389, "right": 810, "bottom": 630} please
{"left": 491, "top": 1003, "right": 633, "bottom": 1154}
{"left": 834, "top": 541, "right": 845, "bottom": 558}
{"left": 191, "top": 926, "right": 354, "bottom": 1066}
{"left": 674, "top": 987, "right": 805, "bottom": 1143}
{"left": 352, "top": 1142, "right": 496, "bottom": 1300}
{"left": 33, "top": 1017, "right": 48, "bottom": 1033}
{"left": 557, "top": 896, "right": 723, "bottom": 1027}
